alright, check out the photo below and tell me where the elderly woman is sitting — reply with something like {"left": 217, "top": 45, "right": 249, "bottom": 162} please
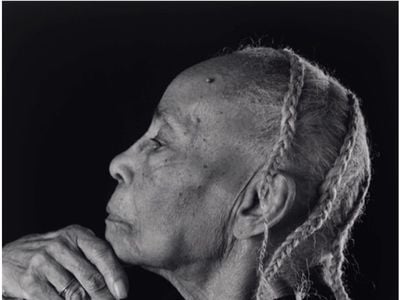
{"left": 3, "top": 47, "right": 370, "bottom": 300}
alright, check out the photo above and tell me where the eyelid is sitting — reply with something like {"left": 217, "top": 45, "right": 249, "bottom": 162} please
{"left": 150, "top": 136, "right": 164, "bottom": 148}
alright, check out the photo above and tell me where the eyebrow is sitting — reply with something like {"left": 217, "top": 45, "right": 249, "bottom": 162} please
{"left": 153, "top": 107, "right": 183, "bottom": 132}
{"left": 154, "top": 107, "right": 167, "bottom": 119}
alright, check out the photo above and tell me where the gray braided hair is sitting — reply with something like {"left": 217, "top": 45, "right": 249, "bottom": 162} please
{"left": 233, "top": 47, "right": 371, "bottom": 300}
{"left": 257, "top": 48, "right": 305, "bottom": 293}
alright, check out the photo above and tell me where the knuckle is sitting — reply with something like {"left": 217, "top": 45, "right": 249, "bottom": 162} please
{"left": 84, "top": 272, "right": 106, "bottom": 292}
{"left": 68, "top": 285, "right": 88, "bottom": 299}
{"left": 65, "top": 224, "right": 94, "bottom": 236}
{"left": 92, "top": 242, "right": 109, "bottom": 258}
{"left": 46, "top": 238, "right": 66, "bottom": 253}
{"left": 29, "top": 250, "right": 48, "bottom": 268}
{"left": 63, "top": 224, "right": 81, "bottom": 234}
{"left": 20, "top": 272, "right": 38, "bottom": 293}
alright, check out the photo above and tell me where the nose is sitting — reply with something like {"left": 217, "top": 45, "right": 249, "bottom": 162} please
{"left": 109, "top": 152, "right": 134, "bottom": 185}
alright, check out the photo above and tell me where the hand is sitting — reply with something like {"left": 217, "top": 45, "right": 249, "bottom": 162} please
{"left": 3, "top": 225, "right": 129, "bottom": 300}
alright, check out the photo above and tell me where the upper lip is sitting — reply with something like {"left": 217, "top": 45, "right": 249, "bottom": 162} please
{"left": 106, "top": 213, "right": 126, "bottom": 223}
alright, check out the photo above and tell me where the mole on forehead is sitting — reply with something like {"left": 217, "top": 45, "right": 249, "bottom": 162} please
{"left": 173, "top": 71, "right": 243, "bottom": 100}
{"left": 180, "top": 57, "right": 245, "bottom": 85}
{"left": 195, "top": 70, "right": 252, "bottom": 97}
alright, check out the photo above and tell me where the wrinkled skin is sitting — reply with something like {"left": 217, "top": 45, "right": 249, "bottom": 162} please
{"left": 3, "top": 54, "right": 291, "bottom": 300}
{"left": 106, "top": 56, "right": 259, "bottom": 271}
{"left": 2, "top": 225, "right": 128, "bottom": 299}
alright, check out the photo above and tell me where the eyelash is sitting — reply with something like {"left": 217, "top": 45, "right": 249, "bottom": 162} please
{"left": 150, "top": 137, "right": 164, "bottom": 149}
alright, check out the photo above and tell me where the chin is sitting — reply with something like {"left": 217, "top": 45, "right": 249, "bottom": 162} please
{"left": 105, "top": 220, "right": 140, "bottom": 264}
{"left": 105, "top": 219, "right": 184, "bottom": 270}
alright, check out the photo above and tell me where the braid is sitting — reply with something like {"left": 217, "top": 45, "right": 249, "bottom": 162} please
{"left": 257, "top": 48, "right": 305, "bottom": 294}
{"left": 326, "top": 146, "right": 371, "bottom": 300}
{"left": 327, "top": 234, "right": 349, "bottom": 300}
{"left": 258, "top": 49, "right": 305, "bottom": 201}
{"left": 257, "top": 89, "right": 361, "bottom": 299}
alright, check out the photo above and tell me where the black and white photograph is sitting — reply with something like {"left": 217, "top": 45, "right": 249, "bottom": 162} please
{"left": 3, "top": 2, "right": 398, "bottom": 300}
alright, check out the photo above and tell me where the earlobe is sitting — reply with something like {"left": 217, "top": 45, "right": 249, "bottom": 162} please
{"left": 232, "top": 172, "right": 296, "bottom": 240}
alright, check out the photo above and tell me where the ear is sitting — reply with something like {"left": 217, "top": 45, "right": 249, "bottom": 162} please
{"left": 232, "top": 171, "right": 296, "bottom": 240}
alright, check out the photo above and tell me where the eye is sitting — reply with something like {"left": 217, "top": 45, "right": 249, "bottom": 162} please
{"left": 150, "top": 137, "right": 164, "bottom": 150}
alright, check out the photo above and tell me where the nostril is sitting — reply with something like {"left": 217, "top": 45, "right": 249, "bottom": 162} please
{"left": 109, "top": 154, "right": 134, "bottom": 185}
{"left": 114, "top": 172, "right": 124, "bottom": 184}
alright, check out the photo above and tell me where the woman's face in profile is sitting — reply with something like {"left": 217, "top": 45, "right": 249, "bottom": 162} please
{"left": 105, "top": 57, "right": 259, "bottom": 270}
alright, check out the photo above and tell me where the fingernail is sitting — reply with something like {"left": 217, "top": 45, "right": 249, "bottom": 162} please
{"left": 113, "top": 279, "right": 128, "bottom": 299}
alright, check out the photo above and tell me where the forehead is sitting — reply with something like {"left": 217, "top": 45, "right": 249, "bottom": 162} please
{"left": 156, "top": 54, "right": 263, "bottom": 154}
{"left": 157, "top": 54, "right": 256, "bottom": 123}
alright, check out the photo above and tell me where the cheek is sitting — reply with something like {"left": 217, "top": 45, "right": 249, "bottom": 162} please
{"left": 141, "top": 159, "right": 207, "bottom": 223}
{"left": 152, "top": 148, "right": 206, "bottom": 190}
{"left": 145, "top": 161, "right": 231, "bottom": 258}
{"left": 110, "top": 160, "right": 212, "bottom": 266}
{"left": 125, "top": 152, "right": 203, "bottom": 219}
{"left": 182, "top": 200, "right": 229, "bottom": 260}
{"left": 110, "top": 145, "right": 245, "bottom": 265}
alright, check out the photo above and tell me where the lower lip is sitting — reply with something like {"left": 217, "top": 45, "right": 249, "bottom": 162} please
{"left": 105, "top": 218, "right": 130, "bottom": 232}
{"left": 105, "top": 216, "right": 127, "bottom": 225}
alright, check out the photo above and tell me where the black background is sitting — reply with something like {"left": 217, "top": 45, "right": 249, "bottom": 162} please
{"left": 3, "top": 2, "right": 398, "bottom": 300}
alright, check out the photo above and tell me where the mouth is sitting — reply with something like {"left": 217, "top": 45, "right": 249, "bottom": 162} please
{"left": 105, "top": 214, "right": 127, "bottom": 225}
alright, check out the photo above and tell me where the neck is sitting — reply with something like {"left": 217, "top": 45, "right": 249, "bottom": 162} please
{"left": 151, "top": 239, "right": 294, "bottom": 300}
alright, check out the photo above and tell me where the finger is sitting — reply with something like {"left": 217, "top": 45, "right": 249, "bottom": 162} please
{"left": 20, "top": 273, "right": 63, "bottom": 300}
{"left": 27, "top": 283, "right": 63, "bottom": 300}
{"left": 35, "top": 253, "right": 89, "bottom": 299}
{"left": 73, "top": 227, "right": 129, "bottom": 299}
{"left": 61, "top": 280, "right": 90, "bottom": 300}
{"left": 45, "top": 239, "right": 115, "bottom": 300}
{"left": 3, "top": 260, "right": 27, "bottom": 299}
{"left": 31, "top": 251, "right": 73, "bottom": 292}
